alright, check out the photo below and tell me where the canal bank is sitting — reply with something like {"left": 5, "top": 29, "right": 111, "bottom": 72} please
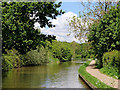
{"left": 79, "top": 74, "right": 96, "bottom": 89}
{"left": 78, "top": 60, "right": 118, "bottom": 89}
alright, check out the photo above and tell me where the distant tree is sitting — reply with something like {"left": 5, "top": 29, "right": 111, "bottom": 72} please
{"left": 70, "top": 41, "right": 76, "bottom": 59}
{"left": 52, "top": 40, "right": 72, "bottom": 62}
{"left": 2, "top": 2, "right": 64, "bottom": 54}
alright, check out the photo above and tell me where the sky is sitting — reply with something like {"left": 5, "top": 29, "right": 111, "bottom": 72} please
{"left": 35, "top": 2, "right": 86, "bottom": 43}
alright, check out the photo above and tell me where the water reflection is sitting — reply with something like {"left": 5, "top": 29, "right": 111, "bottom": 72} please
{"left": 2, "top": 61, "right": 89, "bottom": 88}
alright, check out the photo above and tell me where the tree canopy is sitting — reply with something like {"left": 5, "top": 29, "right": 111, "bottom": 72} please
{"left": 2, "top": 2, "right": 64, "bottom": 54}
{"left": 88, "top": 4, "right": 120, "bottom": 68}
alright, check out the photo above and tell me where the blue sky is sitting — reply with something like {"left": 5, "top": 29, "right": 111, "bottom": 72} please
{"left": 59, "top": 2, "right": 83, "bottom": 16}
{"left": 35, "top": 2, "right": 87, "bottom": 43}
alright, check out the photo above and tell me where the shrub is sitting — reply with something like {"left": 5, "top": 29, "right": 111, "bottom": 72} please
{"left": 24, "top": 46, "right": 48, "bottom": 65}
{"left": 101, "top": 50, "right": 120, "bottom": 79}
{"left": 2, "top": 49, "right": 21, "bottom": 71}
{"left": 102, "top": 50, "right": 120, "bottom": 68}
{"left": 100, "top": 66, "right": 120, "bottom": 79}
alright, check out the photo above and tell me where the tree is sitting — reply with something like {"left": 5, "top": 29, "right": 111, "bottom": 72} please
{"left": 67, "top": 1, "right": 119, "bottom": 68}
{"left": 2, "top": 2, "right": 64, "bottom": 54}
{"left": 70, "top": 41, "right": 76, "bottom": 59}
{"left": 68, "top": 1, "right": 117, "bottom": 41}
{"left": 88, "top": 4, "right": 120, "bottom": 68}
{"left": 51, "top": 40, "right": 72, "bottom": 62}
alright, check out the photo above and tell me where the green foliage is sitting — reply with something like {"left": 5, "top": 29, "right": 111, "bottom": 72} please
{"left": 48, "top": 41, "right": 94, "bottom": 62}
{"left": 2, "top": 49, "right": 21, "bottom": 71}
{"left": 88, "top": 5, "right": 120, "bottom": 68}
{"left": 51, "top": 40, "right": 72, "bottom": 62}
{"left": 75, "top": 42, "right": 95, "bottom": 59}
{"left": 100, "top": 66, "right": 120, "bottom": 79}
{"left": 2, "top": 2, "right": 64, "bottom": 54}
{"left": 2, "top": 47, "right": 49, "bottom": 70}
{"left": 102, "top": 50, "right": 120, "bottom": 67}
{"left": 24, "top": 46, "right": 48, "bottom": 66}
{"left": 2, "top": 40, "right": 83, "bottom": 70}
{"left": 75, "top": 55, "right": 81, "bottom": 58}
{"left": 100, "top": 50, "right": 120, "bottom": 79}
{"left": 78, "top": 60, "right": 112, "bottom": 88}
{"left": 68, "top": 2, "right": 117, "bottom": 42}
{"left": 48, "top": 55, "right": 59, "bottom": 63}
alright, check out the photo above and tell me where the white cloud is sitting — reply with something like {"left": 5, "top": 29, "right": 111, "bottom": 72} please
{"left": 34, "top": 11, "right": 85, "bottom": 43}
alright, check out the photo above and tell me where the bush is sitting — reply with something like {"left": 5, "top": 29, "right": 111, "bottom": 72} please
{"left": 2, "top": 49, "right": 21, "bottom": 71}
{"left": 101, "top": 50, "right": 120, "bottom": 79}
{"left": 2, "top": 47, "right": 49, "bottom": 71}
{"left": 102, "top": 50, "right": 120, "bottom": 67}
{"left": 24, "top": 46, "right": 48, "bottom": 65}
{"left": 100, "top": 66, "right": 120, "bottom": 79}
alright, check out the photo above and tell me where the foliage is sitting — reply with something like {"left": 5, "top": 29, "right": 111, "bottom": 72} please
{"left": 2, "top": 40, "right": 84, "bottom": 71}
{"left": 2, "top": 49, "right": 21, "bottom": 71}
{"left": 102, "top": 50, "right": 120, "bottom": 68}
{"left": 100, "top": 66, "right": 120, "bottom": 79}
{"left": 51, "top": 40, "right": 72, "bottom": 62}
{"left": 46, "top": 40, "right": 92, "bottom": 62}
{"left": 48, "top": 54, "right": 59, "bottom": 63}
{"left": 2, "top": 46, "right": 49, "bottom": 70}
{"left": 68, "top": 1, "right": 117, "bottom": 41}
{"left": 2, "top": 2, "right": 64, "bottom": 54}
{"left": 78, "top": 60, "right": 112, "bottom": 88}
{"left": 88, "top": 5, "right": 120, "bottom": 68}
{"left": 75, "top": 42, "right": 95, "bottom": 59}
{"left": 24, "top": 46, "right": 48, "bottom": 66}
{"left": 47, "top": 40, "right": 94, "bottom": 62}
{"left": 100, "top": 50, "right": 120, "bottom": 79}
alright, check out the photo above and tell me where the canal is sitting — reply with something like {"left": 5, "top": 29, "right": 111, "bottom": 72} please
{"left": 2, "top": 61, "right": 90, "bottom": 88}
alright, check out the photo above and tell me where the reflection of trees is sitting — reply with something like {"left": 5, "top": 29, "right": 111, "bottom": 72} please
{"left": 2, "top": 62, "right": 78, "bottom": 88}
{"left": 2, "top": 66, "right": 48, "bottom": 88}
{"left": 2, "top": 63, "right": 70, "bottom": 88}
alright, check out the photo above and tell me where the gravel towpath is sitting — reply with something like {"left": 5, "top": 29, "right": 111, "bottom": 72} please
{"left": 86, "top": 60, "right": 119, "bottom": 88}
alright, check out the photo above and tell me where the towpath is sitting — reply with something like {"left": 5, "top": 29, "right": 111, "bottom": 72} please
{"left": 86, "top": 60, "right": 119, "bottom": 89}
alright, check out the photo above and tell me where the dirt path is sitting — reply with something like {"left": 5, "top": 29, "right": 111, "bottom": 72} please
{"left": 86, "top": 60, "right": 119, "bottom": 89}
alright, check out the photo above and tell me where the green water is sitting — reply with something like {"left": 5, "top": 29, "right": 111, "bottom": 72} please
{"left": 2, "top": 61, "right": 89, "bottom": 88}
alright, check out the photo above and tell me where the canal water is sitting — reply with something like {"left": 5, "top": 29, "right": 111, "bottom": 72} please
{"left": 2, "top": 61, "right": 89, "bottom": 88}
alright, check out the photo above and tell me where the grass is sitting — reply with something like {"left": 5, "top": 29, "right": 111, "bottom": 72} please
{"left": 100, "top": 66, "right": 120, "bottom": 80}
{"left": 78, "top": 60, "right": 114, "bottom": 89}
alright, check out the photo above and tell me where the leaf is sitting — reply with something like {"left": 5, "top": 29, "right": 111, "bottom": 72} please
{"left": 116, "top": 41, "right": 119, "bottom": 45}
{"left": 111, "top": 44, "right": 115, "bottom": 47}
{"left": 109, "top": 33, "right": 112, "bottom": 36}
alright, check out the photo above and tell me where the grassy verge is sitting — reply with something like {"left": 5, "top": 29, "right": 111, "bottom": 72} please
{"left": 78, "top": 60, "right": 113, "bottom": 89}
{"left": 100, "top": 66, "right": 119, "bottom": 79}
